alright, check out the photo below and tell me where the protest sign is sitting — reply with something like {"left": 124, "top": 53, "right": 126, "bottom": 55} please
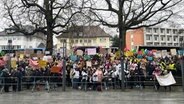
{"left": 156, "top": 72, "right": 176, "bottom": 86}
{"left": 86, "top": 61, "right": 92, "bottom": 67}
{"left": 19, "top": 54, "right": 24, "bottom": 59}
{"left": 86, "top": 48, "right": 96, "bottom": 55}
{"left": 51, "top": 66, "right": 61, "bottom": 73}
{"left": 70, "top": 55, "right": 77, "bottom": 62}
{"left": 170, "top": 49, "right": 177, "bottom": 56}
{"left": 11, "top": 59, "right": 17, "bottom": 68}
{"left": 161, "top": 50, "right": 168, "bottom": 58}
{"left": 38, "top": 60, "right": 47, "bottom": 68}
{"left": 76, "top": 50, "right": 83, "bottom": 56}
{"left": 147, "top": 56, "right": 153, "bottom": 61}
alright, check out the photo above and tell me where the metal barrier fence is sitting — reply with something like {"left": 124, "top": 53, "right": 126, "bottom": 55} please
{"left": 0, "top": 75, "right": 182, "bottom": 93}
{"left": 69, "top": 75, "right": 183, "bottom": 91}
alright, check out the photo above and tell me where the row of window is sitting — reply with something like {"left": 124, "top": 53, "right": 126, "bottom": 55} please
{"left": 0, "top": 45, "right": 21, "bottom": 50}
{"left": 0, "top": 37, "right": 21, "bottom": 41}
{"left": 146, "top": 42, "right": 179, "bottom": 46}
{"left": 60, "top": 38, "right": 107, "bottom": 43}
{"left": 146, "top": 35, "right": 180, "bottom": 41}
{"left": 146, "top": 28, "right": 178, "bottom": 34}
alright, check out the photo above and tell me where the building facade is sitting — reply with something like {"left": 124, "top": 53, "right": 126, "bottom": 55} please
{"left": 56, "top": 26, "right": 111, "bottom": 53}
{"left": 126, "top": 27, "right": 183, "bottom": 50}
{"left": 0, "top": 28, "right": 46, "bottom": 51}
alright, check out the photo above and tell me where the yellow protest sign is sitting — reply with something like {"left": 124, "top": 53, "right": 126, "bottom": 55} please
{"left": 11, "top": 60, "right": 17, "bottom": 68}
{"left": 115, "top": 51, "right": 120, "bottom": 58}
{"left": 20, "top": 54, "right": 24, "bottom": 59}
{"left": 125, "top": 51, "right": 133, "bottom": 57}
{"left": 38, "top": 60, "right": 47, "bottom": 68}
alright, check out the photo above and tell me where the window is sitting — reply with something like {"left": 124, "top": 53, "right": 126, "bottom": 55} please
{"left": 153, "top": 28, "right": 158, "bottom": 33}
{"left": 84, "top": 39, "right": 87, "bottom": 42}
{"left": 88, "top": 39, "right": 91, "bottom": 43}
{"left": 173, "top": 29, "right": 177, "bottom": 34}
{"left": 146, "top": 28, "right": 152, "bottom": 33}
{"left": 167, "top": 29, "right": 171, "bottom": 34}
{"left": 168, "top": 43, "right": 172, "bottom": 46}
{"left": 161, "top": 36, "right": 165, "bottom": 41}
{"left": 80, "top": 40, "right": 82, "bottom": 43}
{"left": 173, "top": 36, "right": 178, "bottom": 41}
{"left": 75, "top": 40, "right": 78, "bottom": 43}
{"left": 154, "top": 35, "right": 158, "bottom": 40}
{"left": 160, "top": 28, "right": 164, "bottom": 33}
{"left": 161, "top": 43, "right": 166, "bottom": 46}
{"left": 17, "top": 45, "right": 21, "bottom": 49}
{"left": 174, "top": 43, "right": 178, "bottom": 46}
{"left": 71, "top": 39, "right": 74, "bottom": 43}
{"left": 154, "top": 43, "right": 159, "bottom": 46}
{"left": 167, "top": 36, "right": 171, "bottom": 41}
{"left": 146, "top": 42, "right": 153, "bottom": 46}
{"left": 146, "top": 35, "right": 151, "bottom": 40}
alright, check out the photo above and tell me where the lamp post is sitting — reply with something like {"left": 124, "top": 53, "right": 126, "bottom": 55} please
{"left": 7, "top": 39, "right": 12, "bottom": 72}
{"left": 179, "top": 37, "right": 184, "bottom": 91}
{"left": 62, "top": 39, "right": 67, "bottom": 91}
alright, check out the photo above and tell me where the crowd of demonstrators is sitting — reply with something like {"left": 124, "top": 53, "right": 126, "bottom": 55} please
{"left": 0, "top": 49, "right": 182, "bottom": 92}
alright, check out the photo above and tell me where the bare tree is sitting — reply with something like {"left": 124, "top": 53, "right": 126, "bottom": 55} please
{"left": 2, "top": 0, "right": 85, "bottom": 54}
{"left": 83, "top": 0, "right": 182, "bottom": 90}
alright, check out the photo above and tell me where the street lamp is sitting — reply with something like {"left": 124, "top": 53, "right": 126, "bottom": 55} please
{"left": 7, "top": 39, "right": 12, "bottom": 72}
{"left": 179, "top": 37, "right": 184, "bottom": 91}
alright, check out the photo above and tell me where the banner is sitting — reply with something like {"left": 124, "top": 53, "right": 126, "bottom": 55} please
{"left": 156, "top": 72, "right": 176, "bottom": 86}
{"left": 86, "top": 48, "right": 96, "bottom": 55}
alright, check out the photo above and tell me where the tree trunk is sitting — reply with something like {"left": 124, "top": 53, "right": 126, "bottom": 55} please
{"left": 46, "top": 25, "right": 53, "bottom": 55}
{"left": 119, "top": 28, "right": 126, "bottom": 91}
{"left": 45, "top": 0, "right": 53, "bottom": 55}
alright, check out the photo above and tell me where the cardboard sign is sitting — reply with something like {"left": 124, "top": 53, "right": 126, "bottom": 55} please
{"left": 170, "top": 49, "right": 177, "bottom": 56}
{"left": 76, "top": 50, "right": 83, "bottom": 56}
{"left": 86, "top": 61, "right": 92, "bottom": 67}
{"left": 51, "top": 66, "right": 61, "bottom": 73}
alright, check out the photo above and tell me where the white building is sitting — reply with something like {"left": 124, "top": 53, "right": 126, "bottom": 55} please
{"left": 144, "top": 27, "right": 183, "bottom": 47}
{"left": 0, "top": 27, "right": 46, "bottom": 51}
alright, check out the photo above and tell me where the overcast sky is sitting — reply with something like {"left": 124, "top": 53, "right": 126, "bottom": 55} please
{"left": 0, "top": 0, "right": 184, "bottom": 45}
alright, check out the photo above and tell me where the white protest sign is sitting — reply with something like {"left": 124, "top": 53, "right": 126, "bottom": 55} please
{"left": 87, "top": 48, "right": 96, "bottom": 55}
{"left": 170, "top": 49, "right": 177, "bottom": 56}
{"left": 156, "top": 72, "right": 176, "bottom": 86}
